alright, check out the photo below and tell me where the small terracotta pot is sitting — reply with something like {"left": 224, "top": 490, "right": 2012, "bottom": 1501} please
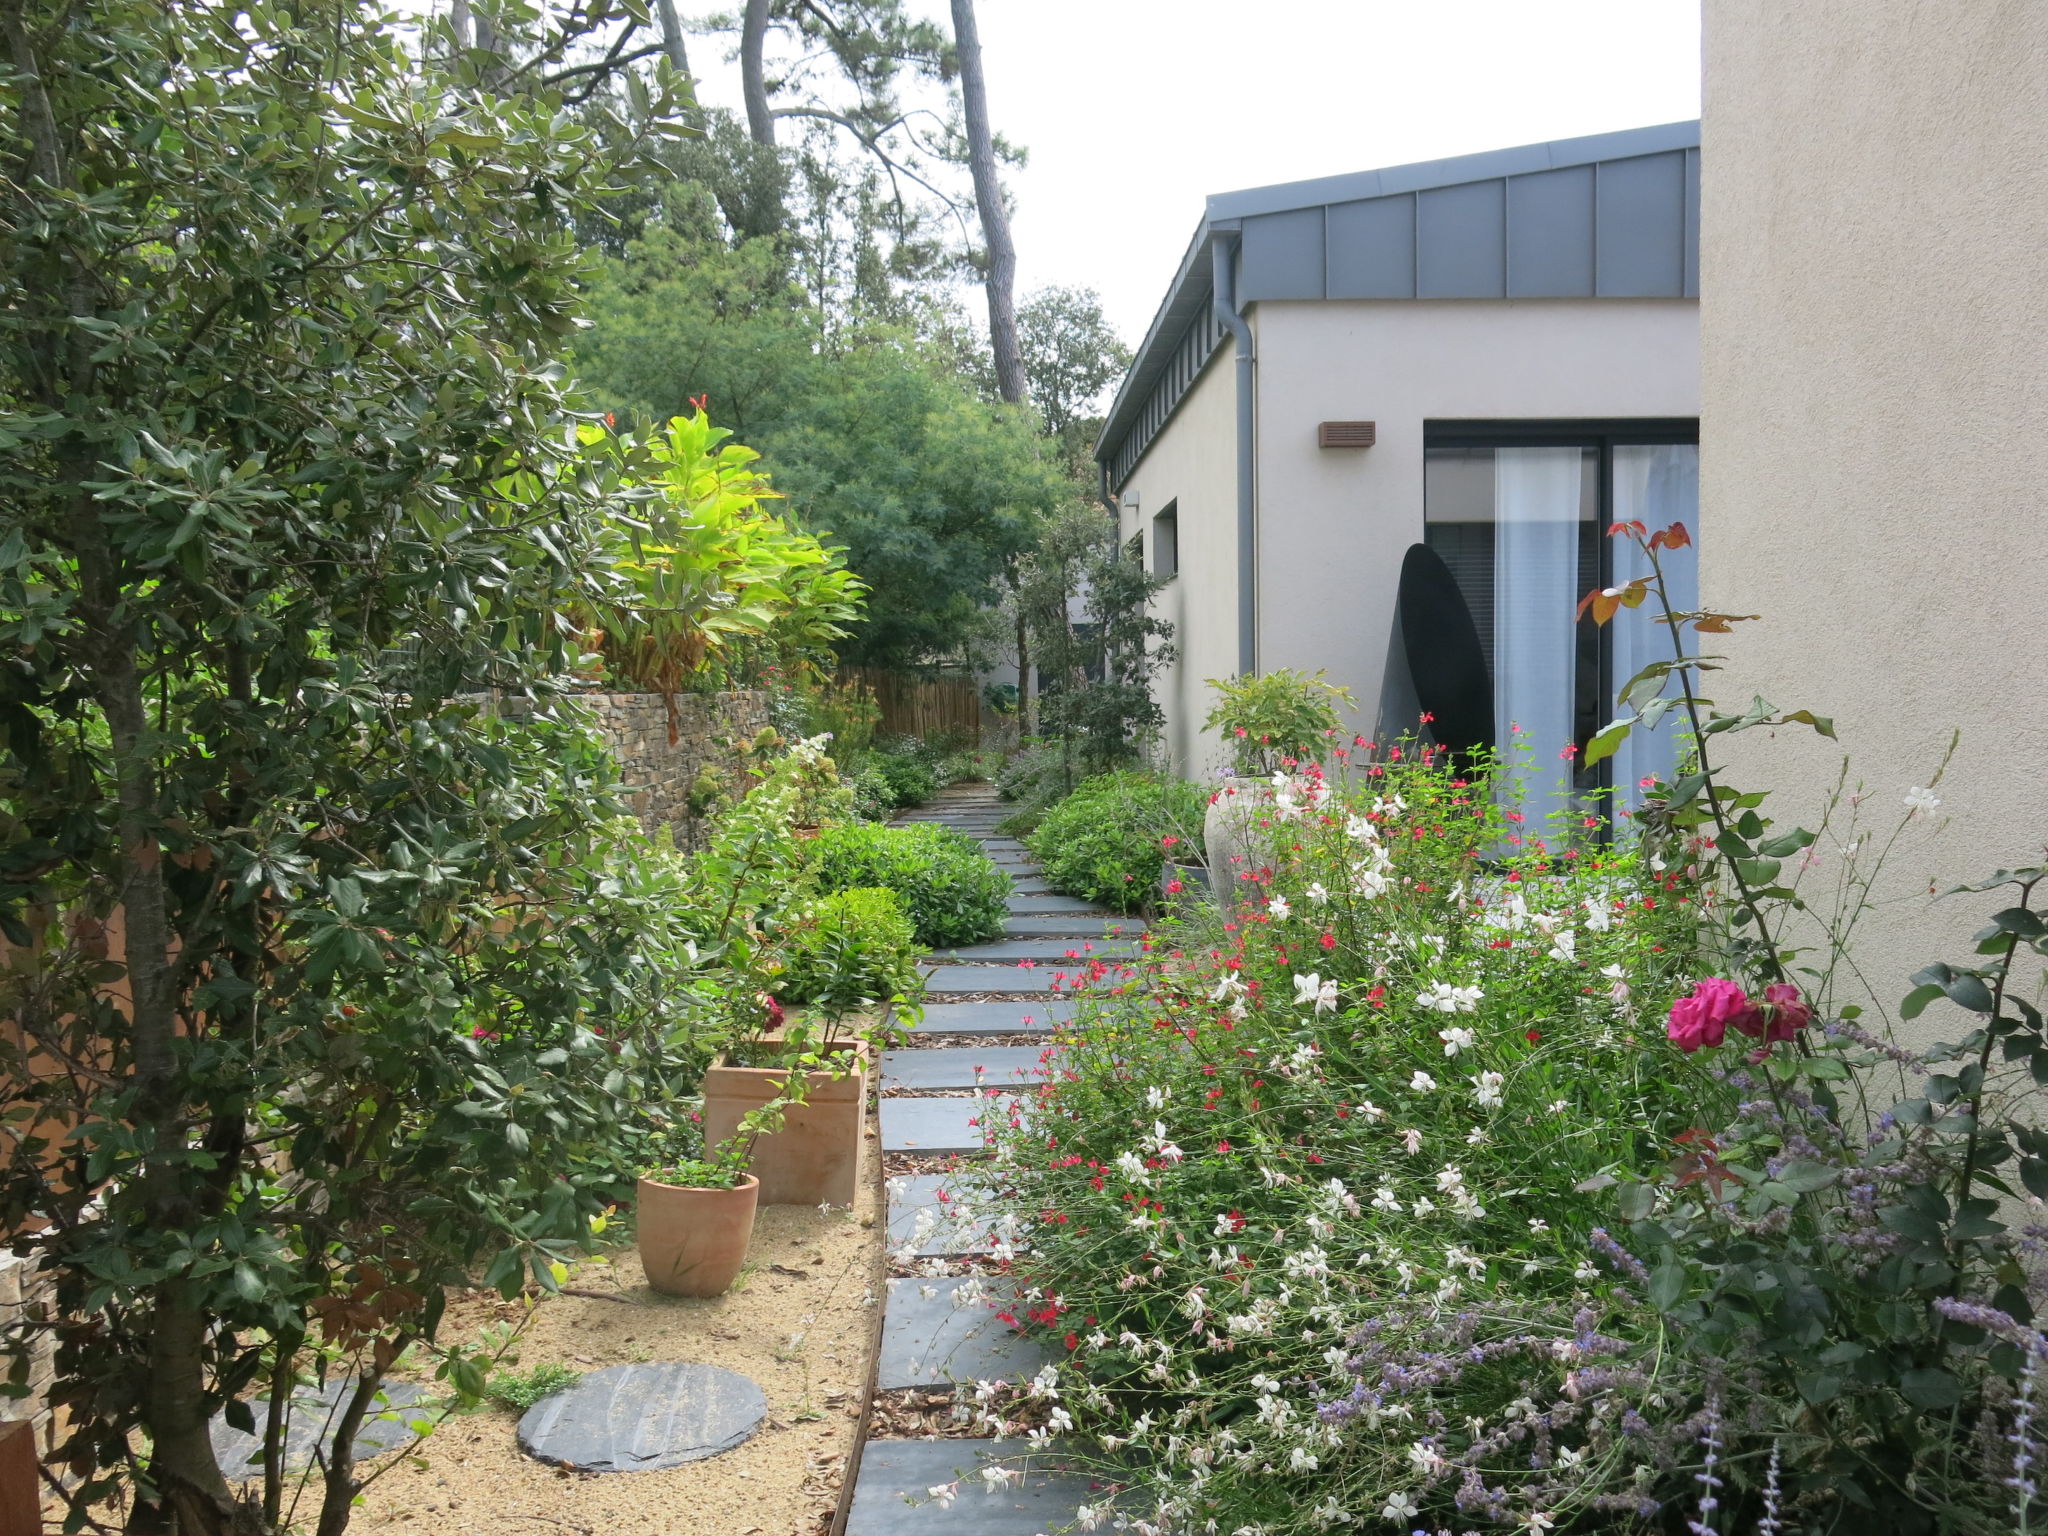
{"left": 636, "top": 1173, "right": 758, "bottom": 1298}
{"left": 701, "top": 1041, "right": 868, "bottom": 1206}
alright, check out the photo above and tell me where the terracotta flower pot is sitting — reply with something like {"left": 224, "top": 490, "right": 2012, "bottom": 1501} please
{"left": 701, "top": 1041, "right": 868, "bottom": 1206}
{"left": 636, "top": 1173, "right": 759, "bottom": 1298}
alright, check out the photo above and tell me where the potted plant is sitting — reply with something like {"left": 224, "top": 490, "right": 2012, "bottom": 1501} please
{"left": 1200, "top": 670, "right": 1355, "bottom": 913}
{"left": 701, "top": 988, "right": 914, "bottom": 1208}
{"left": 634, "top": 1107, "right": 781, "bottom": 1299}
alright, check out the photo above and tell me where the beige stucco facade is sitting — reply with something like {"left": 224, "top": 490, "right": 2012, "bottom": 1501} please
{"left": 1115, "top": 347, "right": 1240, "bottom": 776}
{"left": 1121, "top": 298, "right": 1699, "bottom": 774}
{"left": 1700, "top": 1, "right": 2048, "bottom": 1019}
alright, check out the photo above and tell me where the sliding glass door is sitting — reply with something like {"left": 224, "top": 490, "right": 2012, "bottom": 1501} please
{"left": 1422, "top": 422, "right": 1699, "bottom": 831}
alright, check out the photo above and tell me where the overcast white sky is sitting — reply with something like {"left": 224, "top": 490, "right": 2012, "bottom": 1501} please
{"left": 691, "top": 1, "right": 1702, "bottom": 345}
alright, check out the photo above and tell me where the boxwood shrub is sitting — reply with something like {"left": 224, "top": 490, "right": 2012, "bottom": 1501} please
{"left": 809, "top": 823, "right": 1010, "bottom": 948}
{"left": 871, "top": 751, "right": 940, "bottom": 809}
{"left": 1024, "top": 773, "right": 1206, "bottom": 914}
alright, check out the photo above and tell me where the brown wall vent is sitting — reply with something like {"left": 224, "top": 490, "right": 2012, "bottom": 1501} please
{"left": 1318, "top": 420, "right": 1377, "bottom": 449}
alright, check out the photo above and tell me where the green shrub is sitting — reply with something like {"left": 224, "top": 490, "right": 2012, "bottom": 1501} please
{"left": 770, "top": 887, "right": 920, "bottom": 1013}
{"left": 850, "top": 767, "right": 895, "bottom": 822}
{"left": 1024, "top": 773, "right": 1206, "bottom": 914}
{"left": 993, "top": 741, "right": 1075, "bottom": 834}
{"left": 871, "top": 751, "right": 939, "bottom": 809}
{"left": 937, "top": 747, "right": 1003, "bottom": 785}
{"left": 1202, "top": 668, "right": 1355, "bottom": 773}
{"left": 809, "top": 823, "right": 1010, "bottom": 948}
{"left": 488, "top": 1362, "right": 582, "bottom": 1412}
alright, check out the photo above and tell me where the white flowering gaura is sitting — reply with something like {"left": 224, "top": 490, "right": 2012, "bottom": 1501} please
{"left": 1472, "top": 1070, "right": 1506, "bottom": 1110}
{"left": 1904, "top": 785, "right": 1941, "bottom": 814}
{"left": 1292, "top": 972, "right": 1340, "bottom": 1013}
{"left": 1416, "top": 980, "right": 1484, "bottom": 1013}
{"left": 1438, "top": 1025, "right": 1475, "bottom": 1057}
{"left": 1409, "top": 1069, "right": 1438, "bottom": 1093}
{"left": 1268, "top": 895, "right": 1291, "bottom": 921}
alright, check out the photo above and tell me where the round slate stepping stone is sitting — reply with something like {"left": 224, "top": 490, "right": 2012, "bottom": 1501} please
{"left": 517, "top": 1362, "right": 764, "bottom": 1472}
{"left": 211, "top": 1378, "right": 429, "bottom": 1481}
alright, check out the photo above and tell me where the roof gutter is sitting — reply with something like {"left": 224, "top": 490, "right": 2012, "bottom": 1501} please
{"left": 1210, "top": 229, "right": 1256, "bottom": 676}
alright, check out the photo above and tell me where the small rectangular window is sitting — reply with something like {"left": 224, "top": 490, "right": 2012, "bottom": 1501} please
{"left": 1152, "top": 502, "right": 1179, "bottom": 578}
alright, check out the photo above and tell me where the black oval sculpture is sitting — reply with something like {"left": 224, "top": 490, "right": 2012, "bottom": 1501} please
{"left": 1396, "top": 542, "right": 1493, "bottom": 758}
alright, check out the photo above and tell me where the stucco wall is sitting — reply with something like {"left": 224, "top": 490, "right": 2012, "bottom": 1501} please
{"left": 1117, "top": 349, "right": 1240, "bottom": 776}
{"left": 1700, "top": 1, "right": 2048, "bottom": 1022}
{"left": 1250, "top": 298, "right": 1698, "bottom": 737}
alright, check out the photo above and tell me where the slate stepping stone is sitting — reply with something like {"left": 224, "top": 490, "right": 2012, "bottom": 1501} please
{"left": 211, "top": 1378, "right": 429, "bottom": 1481}
{"left": 878, "top": 1278, "right": 1048, "bottom": 1391}
{"left": 847, "top": 1440, "right": 1091, "bottom": 1534}
{"left": 882, "top": 1045, "right": 1050, "bottom": 1091}
{"left": 978, "top": 840, "right": 1028, "bottom": 855}
{"left": 912, "top": 1000, "right": 1075, "bottom": 1036}
{"left": 1003, "top": 916, "right": 1145, "bottom": 939}
{"left": 884, "top": 1172, "right": 1022, "bottom": 1257}
{"left": 880, "top": 1096, "right": 986, "bottom": 1153}
{"left": 516, "top": 1362, "right": 764, "bottom": 1473}
{"left": 1007, "top": 878, "right": 1053, "bottom": 895}
{"left": 919, "top": 965, "right": 1057, "bottom": 995}
{"left": 930, "top": 939, "right": 1136, "bottom": 964}
{"left": 1005, "top": 895, "right": 1109, "bottom": 914}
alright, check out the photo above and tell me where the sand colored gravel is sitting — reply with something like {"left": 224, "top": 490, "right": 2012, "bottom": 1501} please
{"left": 342, "top": 1143, "right": 884, "bottom": 1536}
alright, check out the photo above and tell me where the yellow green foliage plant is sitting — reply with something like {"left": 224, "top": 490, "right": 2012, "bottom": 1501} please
{"left": 580, "top": 410, "right": 865, "bottom": 730}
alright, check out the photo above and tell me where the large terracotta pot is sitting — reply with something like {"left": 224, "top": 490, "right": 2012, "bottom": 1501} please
{"left": 701, "top": 1041, "right": 868, "bottom": 1206}
{"left": 636, "top": 1173, "right": 758, "bottom": 1298}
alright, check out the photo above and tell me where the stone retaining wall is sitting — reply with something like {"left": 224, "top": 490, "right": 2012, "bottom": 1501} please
{"left": 578, "top": 691, "right": 774, "bottom": 852}
{"left": 0, "top": 1252, "right": 56, "bottom": 1449}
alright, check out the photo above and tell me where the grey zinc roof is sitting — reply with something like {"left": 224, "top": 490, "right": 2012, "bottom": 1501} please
{"left": 1096, "top": 121, "right": 1701, "bottom": 490}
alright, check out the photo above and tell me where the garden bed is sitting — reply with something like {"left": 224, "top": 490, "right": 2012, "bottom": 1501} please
{"left": 347, "top": 1182, "right": 885, "bottom": 1535}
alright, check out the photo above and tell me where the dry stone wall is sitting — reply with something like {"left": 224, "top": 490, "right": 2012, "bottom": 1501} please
{"left": 578, "top": 691, "right": 774, "bottom": 851}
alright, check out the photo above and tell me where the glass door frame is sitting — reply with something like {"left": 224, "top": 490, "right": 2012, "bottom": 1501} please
{"left": 1423, "top": 418, "right": 1701, "bottom": 806}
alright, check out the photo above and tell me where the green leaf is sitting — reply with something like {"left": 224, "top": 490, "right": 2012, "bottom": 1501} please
{"left": 1776, "top": 709, "right": 1836, "bottom": 738}
{"left": 1898, "top": 1368, "right": 1962, "bottom": 1410}
{"left": 1582, "top": 718, "right": 1633, "bottom": 769}
{"left": 1775, "top": 1160, "right": 1837, "bottom": 1194}
{"left": 1797, "top": 1371, "right": 1842, "bottom": 1405}
{"left": 1666, "top": 771, "right": 1710, "bottom": 809}
{"left": 1648, "top": 1263, "right": 1686, "bottom": 1311}
{"left": 1733, "top": 857, "right": 1783, "bottom": 887}
{"left": 1900, "top": 983, "right": 1946, "bottom": 1021}
{"left": 1878, "top": 1205, "right": 1945, "bottom": 1245}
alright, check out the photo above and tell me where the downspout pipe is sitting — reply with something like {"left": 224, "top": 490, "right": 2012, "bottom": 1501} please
{"left": 1210, "top": 229, "right": 1256, "bottom": 676}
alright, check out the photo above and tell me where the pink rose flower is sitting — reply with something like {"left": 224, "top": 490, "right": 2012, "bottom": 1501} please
{"left": 1738, "top": 982, "right": 1813, "bottom": 1044}
{"left": 1667, "top": 978, "right": 1751, "bottom": 1052}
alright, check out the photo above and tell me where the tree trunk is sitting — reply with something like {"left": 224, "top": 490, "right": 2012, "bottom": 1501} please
{"left": 654, "top": 0, "right": 690, "bottom": 77}
{"left": 1015, "top": 604, "right": 1033, "bottom": 739}
{"left": 314, "top": 1372, "right": 394, "bottom": 1536}
{"left": 949, "top": 0, "right": 1025, "bottom": 405}
{"left": 450, "top": 0, "right": 471, "bottom": 50}
{"left": 740, "top": 0, "right": 776, "bottom": 147}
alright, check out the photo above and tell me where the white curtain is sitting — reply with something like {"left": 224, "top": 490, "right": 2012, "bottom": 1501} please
{"left": 1493, "top": 447, "right": 1583, "bottom": 836}
{"left": 1610, "top": 444, "right": 1700, "bottom": 808}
